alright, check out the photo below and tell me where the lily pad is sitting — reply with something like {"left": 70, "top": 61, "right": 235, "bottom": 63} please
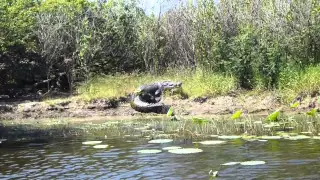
{"left": 277, "top": 133, "right": 290, "bottom": 138}
{"left": 168, "top": 148, "right": 203, "bottom": 154}
{"left": 137, "top": 149, "right": 162, "bottom": 154}
{"left": 300, "top": 132, "right": 312, "bottom": 135}
{"left": 148, "top": 139, "right": 173, "bottom": 144}
{"left": 162, "top": 146, "right": 182, "bottom": 150}
{"left": 218, "top": 135, "right": 241, "bottom": 140}
{"left": 242, "top": 135, "right": 257, "bottom": 140}
{"left": 93, "top": 144, "right": 109, "bottom": 149}
{"left": 82, "top": 141, "right": 102, "bottom": 145}
{"left": 199, "top": 140, "right": 226, "bottom": 145}
{"left": 210, "top": 135, "right": 219, "bottom": 138}
{"left": 258, "top": 140, "right": 268, "bottom": 142}
{"left": 312, "top": 136, "right": 320, "bottom": 140}
{"left": 221, "top": 162, "right": 240, "bottom": 166}
{"left": 260, "top": 136, "right": 281, "bottom": 140}
{"left": 240, "top": 161, "right": 266, "bottom": 166}
{"left": 286, "top": 135, "right": 311, "bottom": 140}
{"left": 246, "top": 139, "right": 257, "bottom": 142}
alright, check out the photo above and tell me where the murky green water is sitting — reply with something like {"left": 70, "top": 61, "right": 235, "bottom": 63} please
{"left": 1, "top": 135, "right": 320, "bottom": 179}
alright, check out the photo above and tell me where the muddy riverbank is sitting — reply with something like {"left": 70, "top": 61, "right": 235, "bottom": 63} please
{"left": 0, "top": 91, "right": 318, "bottom": 121}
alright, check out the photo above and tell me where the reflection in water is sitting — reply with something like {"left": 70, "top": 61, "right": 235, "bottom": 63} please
{"left": 0, "top": 137, "right": 320, "bottom": 179}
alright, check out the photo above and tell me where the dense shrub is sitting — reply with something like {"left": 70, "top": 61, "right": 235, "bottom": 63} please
{"left": 0, "top": 0, "right": 319, "bottom": 96}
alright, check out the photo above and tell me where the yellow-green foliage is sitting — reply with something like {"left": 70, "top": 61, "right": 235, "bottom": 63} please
{"left": 77, "top": 69, "right": 236, "bottom": 100}
{"left": 278, "top": 66, "right": 320, "bottom": 103}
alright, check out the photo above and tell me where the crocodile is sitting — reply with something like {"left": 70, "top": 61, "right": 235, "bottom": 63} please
{"left": 130, "top": 81, "right": 182, "bottom": 113}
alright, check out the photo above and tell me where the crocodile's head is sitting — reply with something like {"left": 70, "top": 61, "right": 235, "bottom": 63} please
{"left": 162, "top": 81, "right": 182, "bottom": 89}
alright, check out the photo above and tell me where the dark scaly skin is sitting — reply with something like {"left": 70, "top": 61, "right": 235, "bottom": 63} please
{"left": 137, "top": 81, "right": 182, "bottom": 103}
{"left": 130, "top": 81, "right": 182, "bottom": 113}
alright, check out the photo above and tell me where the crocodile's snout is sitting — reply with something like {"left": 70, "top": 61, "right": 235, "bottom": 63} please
{"left": 176, "top": 82, "right": 182, "bottom": 87}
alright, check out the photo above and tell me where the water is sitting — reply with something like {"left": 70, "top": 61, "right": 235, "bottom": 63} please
{"left": 1, "top": 136, "right": 320, "bottom": 179}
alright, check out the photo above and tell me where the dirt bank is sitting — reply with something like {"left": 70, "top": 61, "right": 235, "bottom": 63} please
{"left": 0, "top": 90, "right": 318, "bottom": 122}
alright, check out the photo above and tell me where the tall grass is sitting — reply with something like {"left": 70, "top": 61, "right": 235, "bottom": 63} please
{"left": 75, "top": 65, "right": 320, "bottom": 103}
{"left": 77, "top": 69, "right": 236, "bottom": 101}
{"left": 278, "top": 66, "right": 320, "bottom": 103}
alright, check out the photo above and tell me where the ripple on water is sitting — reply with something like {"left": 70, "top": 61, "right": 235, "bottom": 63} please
{"left": 0, "top": 137, "right": 320, "bottom": 179}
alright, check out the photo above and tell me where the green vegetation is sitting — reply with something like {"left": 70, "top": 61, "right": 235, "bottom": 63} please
{"left": 2, "top": 113, "right": 320, "bottom": 140}
{"left": 77, "top": 69, "right": 236, "bottom": 100}
{"left": 278, "top": 66, "right": 320, "bottom": 102}
{"left": 0, "top": 0, "right": 319, "bottom": 102}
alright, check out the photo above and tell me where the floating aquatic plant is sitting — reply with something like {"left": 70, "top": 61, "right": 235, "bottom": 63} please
{"left": 300, "top": 132, "right": 312, "bottom": 135}
{"left": 240, "top": 161, "right": 266, "bottom": 165}
{"left": 168, "top": 148, "right": 203, "bottom": 154}
{"left": 82, "top": 141, "right": 102, "bottom": 145}
{"left": 218, "top": 135, "right": 241, "bottom": 140}
{"left": 258, "top": 140, "right": 268, "bottom": 142}
{"left": 285, "top": 135, "right": 311, "bottom": 140}
{"left": 221, "top": 162, "right": 240, "bottom": 166}
{"left": 137, "top": 149, "right": 162, "bottom": 154}
{"left": 260, "top": 136, "right": 281, "bottom": 140}
{"left": 312, "top": 136, "right": 320, "bottom": 140}
{"left": 93, "top": 144, "right": 109, "bottom": 149}
{"left": 241, "top": 135, "right": 257, "bottom": 140}
{"left": 210, "top": 135, "right": 219, "bottom": 138}
{"left": 162, "top": 146, "right": 182, "bottom": 150}
{"left": 198, "top": 140, "right": 226, "bottom": 145}
{"left": 148, "top": 139, "right": 173, "bottom": 144}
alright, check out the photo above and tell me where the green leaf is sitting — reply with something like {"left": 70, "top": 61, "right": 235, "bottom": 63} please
{"left": 266, "top": 109, "right": 280, "bottom": 121}
{"left": 290, "top": 101, "right": 299, "bottom": 108}
{"left": 306, "top": 108, "right": 317, "bottom": 117}
{"left": 231, "top": 110, "right": 242, "bottom": 120}
{"left": 167, "top": 107, "right": 174, "bottom": 117}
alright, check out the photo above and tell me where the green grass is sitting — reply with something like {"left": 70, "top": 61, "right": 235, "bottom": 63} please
{"left": 76, "top": 69, "right": 237, "bottom": 101}
{"left": 278, "top": 65, "right": 320, "bottom": 103}
{"left": 46, "top": 66, "right": 320, "bottom": 105}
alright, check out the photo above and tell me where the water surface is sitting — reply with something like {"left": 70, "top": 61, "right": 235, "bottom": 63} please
{"left": 1, "top": 135, "right": 320, "bottom": 179}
